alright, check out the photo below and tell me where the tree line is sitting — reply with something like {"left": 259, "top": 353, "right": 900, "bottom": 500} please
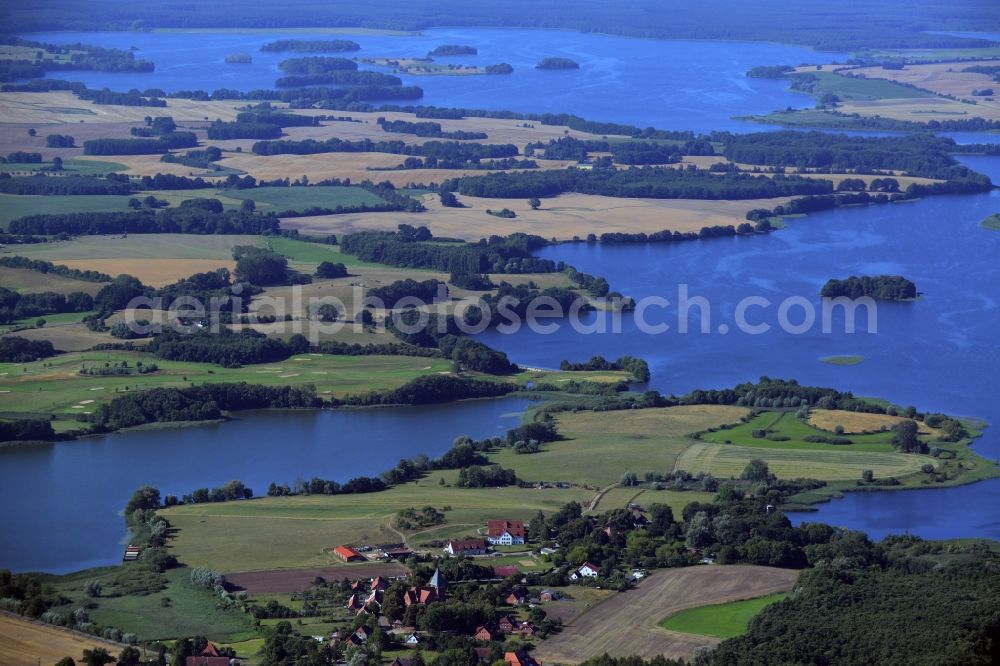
{"left": 251, "top": 135, "right": 518, "bottom": 160}
{"left": 445, "top": 167, "right": 834, "bottom": 200}
{"left": 8, "top": 204, "right": 281, "bottom": 236}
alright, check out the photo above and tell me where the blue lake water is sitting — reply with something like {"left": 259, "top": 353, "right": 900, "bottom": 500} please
{"left": 3, "top": 28, "right": 1000, "bottom": 572}
{"left": 24, "top": 28, "right": 847, "bottom": 134}
{"left": 0, "top": 398, "right": 532, "bottom": 573}
{"left": 479, "top": 158, "right": 1000, "bottom": 541}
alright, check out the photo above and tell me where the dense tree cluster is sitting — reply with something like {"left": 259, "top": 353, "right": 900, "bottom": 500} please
{"left": 722, "top": 131, "right": 992, "bottom": 184}
{"left": 275, "top": 70, "right": 402, "bottom": 88}
{"left": 559, "top": 355, "right": 651, "bottom": 382}
{"left": 536, "top": 57, "right": 580, "bottom": 70}
{"left": 251, "top": 136, "right": 518, "bottom": 160}
{"left": 0, "top": 336, "right": 56, "bottom": 362}
{"left": 821, "top": 275, "right": 917, "bottom": 301}
{"left": 261, "top": 39, "right": 361, "bottom": 53}
{"left": 367, "top": 278, "right": 446, "bottom": 308}
{"left": 147, "top": 329, "right": 299, "bottom": 367}
{"left": 94, "top": 383, "right": 318, "bottom": 430}
{"left": 340, "top": 226, "right": 556, "bottom": 274}
{"left": 0, "top": 256, "right": 110, "bottom": 283}
{"left": 82, "top": 132, "right": 197, "bottom": 155}
{"left": 278, "top": 56, "right": 359, "bottom": 74}
{"left": 428, "top": 45, "right": 478, "bottom": 56}
{"left": 0, "top": 287, "right": 93, "bottom": 322}
{"left": 0, "top": 419, "right": 56, "bottom": 442}
{"left": 206, "top": 120, "right": 282, "bottom": 140}
{"left": 446, "top": 167, "right": 833, "bottom": 200}
{"left": 9, "top": 204, "right": 280, "bottom": 236}
{"left": 339, "top": 374, "right": 515, "bottom": 406}
{"left": 380, "top": 119, "right": 487, "bottom": 140}
{"left": 0, "top": 174, "right": 133, "bottom": 195}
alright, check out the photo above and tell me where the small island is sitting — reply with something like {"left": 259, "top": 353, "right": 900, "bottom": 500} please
{"left": 428, "top": 44, "right": 478, "bottom": 56}
{"left": 260, "top": 39, "right": 361, "bottom": 53}
{"left": 820, "top": 355, "right": 865, "bottom": 366}
{"left": 981, "top": 213, "right": 1000, "bottom": 230}
{"left": 821, "top": 275, "right": 917, "bottom": 301}
{"left": 485, "top": 62, "right": 514, "bottom": 74}
{"left": 536, "top": 56, "right": 580, "bottom": 70}
{"left": 224, "top": 53, "right": 252, "bottom": 64}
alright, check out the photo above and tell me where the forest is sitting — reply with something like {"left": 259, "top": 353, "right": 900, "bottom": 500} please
{"left": 445, "top": 167, "right": 833, "bottom": 200}
{"left": 251, "top": 136, "right": 518, "bottom": 160}
{"left": 721, "top": 131, "right": 992, "bottom": 185}
{"left": 6, "top": 1, "right": 996, "bottom": 51}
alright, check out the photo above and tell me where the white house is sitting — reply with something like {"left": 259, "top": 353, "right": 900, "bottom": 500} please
{"left": 487, "top": 520, "right": 526, "bottom": 546}
{"left": 570, "top": 562, "right": 601, "bottom": 580}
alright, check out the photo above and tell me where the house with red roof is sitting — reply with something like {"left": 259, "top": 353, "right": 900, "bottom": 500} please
{"left": 474, "top": 625, "right": 495, "bottom": 641}
{"left": 505, "top": 650, "right": 539, "bottom": 666}
{"left": 487, "top": 520, "right": 525, "bottom": 545}
{"left": 494, "top": 564, "right": 521, "bottom": 577}
{"left": 185, "top": 643, "right": 229, "bottom": 666}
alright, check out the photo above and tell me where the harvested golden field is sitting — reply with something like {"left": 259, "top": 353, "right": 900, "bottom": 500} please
{"left": 283, "top": 192, "right": 796, "bottom": 241}
{"left": 218, "top": 150, "right": 574, "bottom": 187}
{"left": 0, "top": 266, "right": 105, "bottom": 295}
{"left": 0, "top": 322, "right": 120, "bottom": 351}
{"left": 0, "top": 91, "right": 244, "bottom": 125}
{"left": 848, "top": 60, "right": 1000, "bottom": 102}
{"left": 534, "top": 566, "right": 800, "bottom": 663}
{"left": 837, "top": 96, "right": 1000, "bottom": 123}
{"left": 59, "top": 258, "right": 235, "bottom": 286}
{"left": 0, "top": 613, "right": 133, "bottom": 666}
{"left": 809, "top": 408, "right": 934, "bottom": 435}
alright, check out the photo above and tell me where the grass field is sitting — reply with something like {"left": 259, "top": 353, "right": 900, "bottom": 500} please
{"left": 0, "top": 158, "right": 126, "bottom": 175}
{"left": 42, "top": 566, "right": 254, "bottom": 643}
{"left": 0, "top": 614, "right": 135, "bottom": 666}
{"left": 161, "top": 480, "right": 593, "bottom": 572}
{"left": 534, "top": 566, "right": 799, "bottom": 662}
{"left": 0, "top": 193, "right": 137, "bottom": 226}
{"left": 490, "top": 405, "right": 750, "bottom": 487}
{"left": 982, "top": 214, "right": 1000, "bottom": 231}
{"left": 792, "top": 70, "right": 931, "bottom": 101}
{"left": 659, "top": 592, "right": 787, "bottom": 639}
{"left": 222, "top": 185, "right": 388, "bottom": 213}
{"left": 820, "top": 354, "right": 864, "bottom": 366}
{"left": 0, "top": 350, "right": 456, "bottom": 416}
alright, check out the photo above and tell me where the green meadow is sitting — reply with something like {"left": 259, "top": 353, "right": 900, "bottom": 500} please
{"left": 660, "top": 592, "right": 787, "bottom": 638}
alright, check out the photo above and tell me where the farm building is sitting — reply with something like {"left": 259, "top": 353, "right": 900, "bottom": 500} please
{"left": 540, "top": 588, "right": 561, "bottom": 601}
{"left": 505, "top": 650, "right": 539, "bottom": 666}
{"left": 487, "top": 519, "right": 526, "bottom": 545}
{"left": 333, "top": 545, "right": 365, "bottom": 562}
{"left": 445, "top": 538, "right": 488, "bottom": 556}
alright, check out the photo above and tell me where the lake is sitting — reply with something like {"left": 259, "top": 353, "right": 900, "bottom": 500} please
{"left": 3, "top": 28, "right": 1000, "bottom": 572}
{"left": 0, "top": 397, "right": 532, "bottom": 573}
{"left": 24, "top": 28, "right": 847, "bottom": 134}
{"left": 479, "top": 156, "right": 1000, "bottom": 541}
